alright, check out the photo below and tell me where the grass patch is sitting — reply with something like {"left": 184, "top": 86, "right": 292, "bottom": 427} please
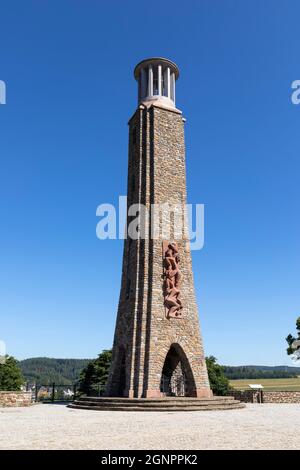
{"left": 230, "top": 377, "right": 300, "bottom": 391}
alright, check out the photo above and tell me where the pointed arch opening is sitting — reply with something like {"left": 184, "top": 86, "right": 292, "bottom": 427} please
{"left": 160, "top": 343, "right": 196, "bottom": 397}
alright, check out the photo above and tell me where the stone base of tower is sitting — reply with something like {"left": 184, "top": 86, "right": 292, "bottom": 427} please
{"left": 69, "top": 396, "right": 245, "bottom": 412}
{"left": 144, "top": 390, "right": 163, "bottom": 398}
{"left": 144, "top": 387, "right": 212, "bottom": 399}
{"left": 194, "top": 388, "right": 213, "bottom": 399}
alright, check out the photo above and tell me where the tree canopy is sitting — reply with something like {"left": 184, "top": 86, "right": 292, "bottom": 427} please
{"left": 286, "top": 317, "right": 300, "bottom": 360}
{"left": 0, "top": 356, "right": 24, "bottom": 391}
{"left": 206, "top": 356, "right": 231, "bottom": 396}
{"left": 79, "top": 350, "right": 112, "bottom": 396}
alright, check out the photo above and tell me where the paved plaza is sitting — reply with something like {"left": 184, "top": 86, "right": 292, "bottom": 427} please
{"left": 0, "top": 403, "right": 299, "bottom": 450}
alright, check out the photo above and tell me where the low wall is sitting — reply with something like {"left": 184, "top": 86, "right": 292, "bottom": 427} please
{"left": 231, "top": 390, "right": 300, "bottom": 404}
{"left": 230, "top": 390, "right": 254, "bottom": 403}
{"left": 0, "top": 391, "right": 32, "bottom": 407}
{"left": 263, "top": 391, "right": 300, "bottom": 403}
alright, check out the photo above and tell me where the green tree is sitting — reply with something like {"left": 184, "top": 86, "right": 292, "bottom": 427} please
{"left": 286, "top": 317, "right": 300, "bottom": 359}
{"left": 79, "top": 349, "right": 112, "bottom": 396}
{"left": 0, "top": 356, "right": 24, "bottom": 391}
{"left": 206, "top": 356, "right": 231, "bottom": 396}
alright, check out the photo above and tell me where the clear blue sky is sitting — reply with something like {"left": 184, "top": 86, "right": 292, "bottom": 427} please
{"left": 1, "top": 1, "right": 299, "bottom": 365}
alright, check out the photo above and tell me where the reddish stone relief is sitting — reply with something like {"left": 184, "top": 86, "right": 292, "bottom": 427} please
{"left": 163, "top": 241, "right": 183, "bottom": 318}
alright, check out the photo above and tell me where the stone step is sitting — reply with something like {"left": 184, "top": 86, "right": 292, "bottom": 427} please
{"left": 68, "top": 402, "right": 245, "bottom": 412}
{"left": 72, "top": 399, "right": 238, "bottom": 408}
{"left": 77, "top": 396, "right": 235, "bottom": 404}
{"left": 68, "top": 396, "right": 245, "bottom": 412}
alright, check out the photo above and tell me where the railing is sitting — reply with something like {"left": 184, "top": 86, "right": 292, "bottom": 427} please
{"left": 26, "top": 382, "right": 108, "bottom": 402}
{"left": 26, "top": 382, "right": 79, "bottom": 403}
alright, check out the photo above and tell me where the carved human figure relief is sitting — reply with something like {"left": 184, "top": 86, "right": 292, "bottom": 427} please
{"left": 163, "top": 241, "right": 183, "bottom": 318}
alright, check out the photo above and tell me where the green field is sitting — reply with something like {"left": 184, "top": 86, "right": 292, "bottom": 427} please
{"left": 230, "top": 377, "right": 300, "bottom": 392}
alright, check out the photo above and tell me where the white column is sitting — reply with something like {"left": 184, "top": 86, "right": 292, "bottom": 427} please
{"left": 148, "top": 65, "right": 153, "bottom": 97}
{"left": 158, "top": 65, "right": 162, "bottom": 96}
{"left": 167, "top": 67, "right": 171, "bottom": 99}
{"left": 141, "top": 68, "right": 146, "bottom": 100}
{"left": 171, "top": 72, "right": 175, "bottom": 104}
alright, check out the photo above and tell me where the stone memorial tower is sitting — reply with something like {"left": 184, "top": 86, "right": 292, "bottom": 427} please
{"left": 70, "top": 58, "right": 244, "bottom": 411}
{"left": 105, "top": 57, "right": 212, "bottom": 399}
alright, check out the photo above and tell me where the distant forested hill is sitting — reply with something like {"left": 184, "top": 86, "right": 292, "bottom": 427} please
{"left": 19, "top": 357, "right": 92, "bottom": 385}
{"left": 223, "top": 365, "right": 300, "bottom": 380}
{"left": 19, "top": 357, "right": 300, "bottom": 384}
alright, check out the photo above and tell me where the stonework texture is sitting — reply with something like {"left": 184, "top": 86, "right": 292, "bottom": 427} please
{"left": 231, "top": 390, "right": 300, "bottom": 404}
{"left": 0, "top": 391, "right": 32, "bottom": 407}
{"left": 263, "top": 391, "right": 300, "bottom": 403}
{"left": 105, "top": 103, "right": 211, "bottom": 399}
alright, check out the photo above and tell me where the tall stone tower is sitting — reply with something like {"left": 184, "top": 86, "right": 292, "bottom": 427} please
{"left": 106, "top": 58, "right": 212, "bottom": 399}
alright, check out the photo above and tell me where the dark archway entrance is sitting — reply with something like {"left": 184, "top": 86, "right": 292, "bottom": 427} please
{"left": 160, "top": 344, "right": 196, "bottom": 397}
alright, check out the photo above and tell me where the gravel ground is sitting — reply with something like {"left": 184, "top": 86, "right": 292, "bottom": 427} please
{"left": 0, "top": 403, "right": 299, "bottom": 450}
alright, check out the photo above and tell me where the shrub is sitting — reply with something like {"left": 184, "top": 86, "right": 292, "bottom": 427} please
{"left": 0, "top": 356, "right": 24, "bottom": 391}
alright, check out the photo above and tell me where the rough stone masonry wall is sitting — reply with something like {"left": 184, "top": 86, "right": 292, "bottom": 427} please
{"left": 105, "top": 106, "right": 148, "bottom": 397}
{"left": 263, "top": 391, "right": 300, "bottom": 403}
{"left": 106, "top": 103, "right": 212, "bottom": 398}
{"left": 0, "top": 391, "right": 32, "bottom": 407}
{"left": 231, "top": 389, "right": 300, "bottom": 404}
{"left": 144, "top": 105, "right": 211, "bottom": 398}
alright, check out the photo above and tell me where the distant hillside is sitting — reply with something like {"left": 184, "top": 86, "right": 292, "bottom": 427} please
{"left": 19, "top": 357, "right": 300, "bottom": 384}
{"left": 19, "top": 357, "right": 92, "bottom": 385}
{"left": 223, "top": 365, "right": 300, "bottom": 380}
